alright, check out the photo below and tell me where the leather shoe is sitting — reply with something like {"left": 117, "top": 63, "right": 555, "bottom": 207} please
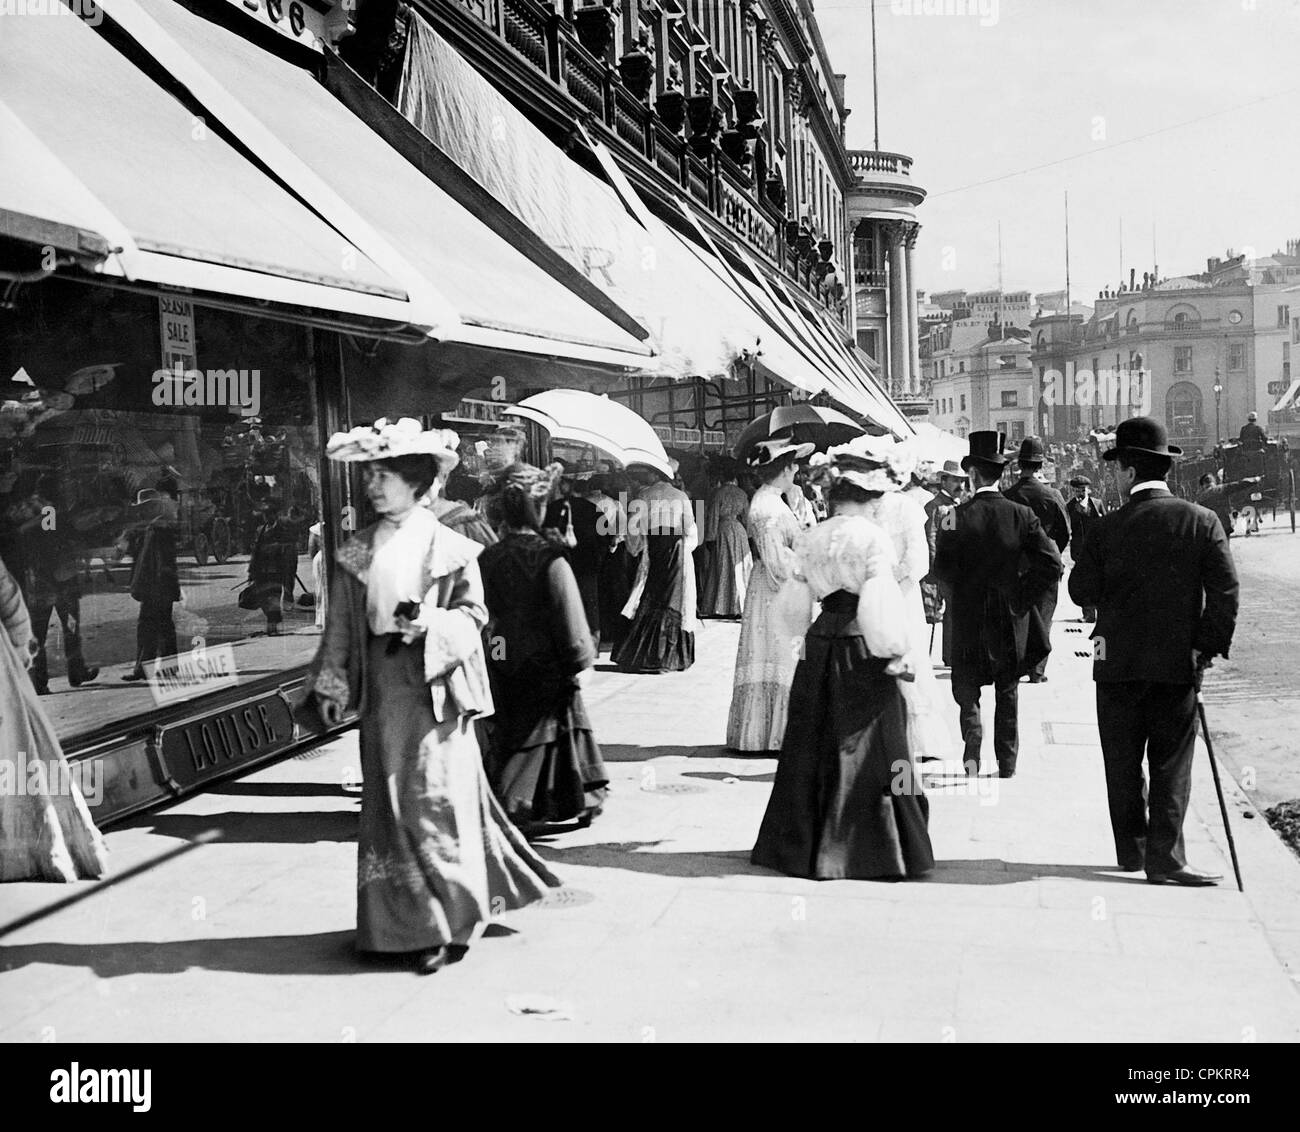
{"left": 997, "top": 766, "right": 1016, "bottom": 779}
{"left": 69, "top": 666, "right": 99, "bottom": 688}
{"left": 413, "top": 946, "right": 449, "bottom": 974}
{"left": 1146, "top": 867, "right": 1222, "bottom": 887}
{"left": 1117, "top": 858, "right": 1145, "bottom": 872}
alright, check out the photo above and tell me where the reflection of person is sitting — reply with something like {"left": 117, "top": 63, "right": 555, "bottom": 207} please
{"left": 726, "top": 440, "right": 815, "bottom": 751}
{"left": 0, "top": 555, "right": 109, "bottom": 882}
{"left": 308, "top": 520, "right": 327, "bottom": 630}
{"left": 303, "top": 418, "right": 559, "bottom": 974}
{"left": 933, "top": 432, "right": 1062, "bottom": 779}
{"left": 479, "top": 463, "right": 608, "bottom": 828}
{"left": 248, "top": 503, "right": 297, "bottom": 637}
{"left": 1069, "top": 417, "right": 1239, "bottom": 885}
{"left": 613, "top": 461, "right": 699, "bottom": 674}
{"left": 122, "top": 478, "right": 181, "bottom": 681}
{"left": 750, "top": 475, "right": 933, "bottom": 881}
{"left": 14, "top": 476, "right": 98, "bottom": 694}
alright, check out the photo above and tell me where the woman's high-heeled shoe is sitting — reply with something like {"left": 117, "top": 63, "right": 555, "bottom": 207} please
{"left": 413, "top": 946, "right": 448, "bottom": 975}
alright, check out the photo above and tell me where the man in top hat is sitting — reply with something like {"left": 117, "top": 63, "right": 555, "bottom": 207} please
{"left": 1068, "top": 417, "right": 1238, "bottom": 885}
{"left": 1237, "top": 411, "right": 1267, "bottom": 445}
{"left": 933, "top": 432, "right": 1062, "bottom": 778}
{"left": 1003, "top": 437, "right": 1071, "bottom": 682}
{"left": 1065, "top": 475, "right": 1106, "bottom": 622}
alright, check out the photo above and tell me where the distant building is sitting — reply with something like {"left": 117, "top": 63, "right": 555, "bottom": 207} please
{"left": 930, "top": 320, "right": 1034, "bottom": 440}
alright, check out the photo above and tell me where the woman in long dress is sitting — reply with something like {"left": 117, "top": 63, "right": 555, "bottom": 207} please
{"left": 699, "top": 460, "right": 751, "bottom": 618}
{"left": 0, "top": 555, "right": 109, "bottom": 882}
{"left": 612, "top": 463, "right": 698, "bottom": 674}
{"left": 825, "top": 441, "right": 950, "bottom": 763}
{"left": 479, "top": 463, "right": 608, "bottom": 829}
{"left": 304, "top": 418, "right": 559, "bottom": 975}
{"left": 726, "top": 440, "right": 815, "bottom": 752}
{"left": 751, "top": 473, "right": 934, "bottom": 881}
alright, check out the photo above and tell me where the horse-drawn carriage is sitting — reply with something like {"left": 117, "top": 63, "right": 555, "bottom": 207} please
{"left": 1172, "top": 438, "right": 1296, "bottom": 533}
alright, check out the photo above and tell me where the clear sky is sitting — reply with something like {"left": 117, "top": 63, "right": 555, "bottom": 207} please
{"left": 815, "top": 0, "right": 1300, "bottom": 302}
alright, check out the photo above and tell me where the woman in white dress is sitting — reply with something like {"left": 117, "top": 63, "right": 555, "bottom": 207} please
{"left": 821, "top": 438, "right": 950, "bottom": 762}
{"left": 726, "top": 439, "right": 815, "bottom": 752}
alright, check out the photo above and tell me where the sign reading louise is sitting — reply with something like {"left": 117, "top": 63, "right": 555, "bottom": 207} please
{"left": 223, "top": 0, "right": 354, "bottom": 53}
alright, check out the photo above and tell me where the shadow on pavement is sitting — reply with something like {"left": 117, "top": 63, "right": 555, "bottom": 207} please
{"left": 0, "top": 930, "right": 371, "bottom": 977}
{"left": 127, "top": 810, "right": 357, "bottom": 845}
{"left": 683, "top": 770, "right": 775, "bottom": 784}
{"left": 926, "top": 859, "right": 1149, "bottom": 886}
{"left": 536, "top": 840, "right": 764, "bottom": 878}
{"left": 598, "top": 743, "right": 752, "bottom": 763}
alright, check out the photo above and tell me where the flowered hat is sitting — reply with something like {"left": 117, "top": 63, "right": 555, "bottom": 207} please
{"left": 325, "top": 417, "right": 460, "bottom": 473}
{"left": 745, "top": 438, "right": 815, "bottom": 469}
{"left": 824, "top": 433, "right": 912, "bottom": 493}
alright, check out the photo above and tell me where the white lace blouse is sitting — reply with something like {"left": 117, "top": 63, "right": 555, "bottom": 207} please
{"left": 794, "top": 515, "right": 910, "bottom": 660}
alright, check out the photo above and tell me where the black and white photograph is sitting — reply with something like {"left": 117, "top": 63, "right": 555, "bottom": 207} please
{"left": 1, "top": 0, "right": 1297, "bottom": 1095}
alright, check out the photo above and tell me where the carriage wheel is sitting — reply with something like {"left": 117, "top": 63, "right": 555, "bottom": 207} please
{"left": 193, "top": 531, "right": 210, "bottom": 567}
{"left": 211, "top": 517, "right": 232, "bottom": 563}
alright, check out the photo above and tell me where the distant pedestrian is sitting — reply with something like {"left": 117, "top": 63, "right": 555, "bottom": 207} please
{"left": 1069, "top": 416, "right": 1239, "bottom": 886}
{"left": 1065, "top": 475, "right": 1105, "bottom": 622}
{"left": 121, "top": 478, "right": 181, "bottom": 681}
{"left": 422, "top": 429, "right": 498, "bottom": 548}
{"left": 1003, "top": 437, "right": 1071, "bottom": 682}
{"left": 699, "top": 458, "right": 751, "bottom": 618}
{"left": 1237, "top": 412, "right": 1267, "bottom": 445}
{"left": 927, "top": 460, "right": 967, "bottom": 666}
{"left": 1196, "top": 471, "right": 1263, "bottom": 539}
{"left": 933, "top": 432, "right": 1062, "bottom": 779}
{"left": 304, "top": 418, "right": 559, "bottom": 974}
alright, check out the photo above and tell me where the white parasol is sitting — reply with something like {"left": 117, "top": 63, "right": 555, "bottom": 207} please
{"left": 503, "top": 389, "right": 673, "bottom": 479}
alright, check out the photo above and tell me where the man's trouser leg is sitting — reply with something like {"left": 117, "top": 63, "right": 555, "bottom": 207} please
{"left": 992, "top": 678, "right": 1019, "bottom": 773}
{"left": 1030, "top": 584, "right": 1058, "bottom": 680}
{"left": 951, "top": 677, "right": 982, "bottom": 773}
{"left": 1143, "top": 683, "right": 1197, "bottom": 876}
{"left": 28, "top": 597, "right": 54, "bottom": 689}
{"left": 1095, "top": 682, "right": 1150, "bottom": 868}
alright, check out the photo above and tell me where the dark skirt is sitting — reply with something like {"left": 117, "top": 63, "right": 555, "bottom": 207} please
{"left": 613, "top": 533, "right": 694, "bottom": 673}
{"left": 751, "top": 591, "right": 935, "bottom": 881}
{"left": 485, "top": 681, "right": 608, "bottom": 826}
{"left": 599, "top": 544, "right": 634, "bottom": 651}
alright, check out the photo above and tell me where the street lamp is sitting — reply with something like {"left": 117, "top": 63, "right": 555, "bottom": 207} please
{"left": 1213, "top": 368, "right": 1223, "bottom": 449}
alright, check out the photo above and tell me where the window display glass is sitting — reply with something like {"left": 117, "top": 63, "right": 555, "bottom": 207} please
{"left": 0, "top": 280, "right": 325, "bottom": 742}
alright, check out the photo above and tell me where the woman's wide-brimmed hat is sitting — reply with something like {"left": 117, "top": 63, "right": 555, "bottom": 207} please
{"left": 1102, "top": 416, "right": 1182, "bottom": 460}
{"left": 822, "top": 433, "right": 911, "bottom": 493}
{"left": 325, "top": 417, "right": 460, "bottom": 473}
{"left": 745, "top": 438, "right": 815, "bottom": 469}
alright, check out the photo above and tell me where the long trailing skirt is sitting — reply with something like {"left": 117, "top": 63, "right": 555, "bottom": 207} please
{"left": 751, "top": 591, "right": 934, "bottom": 881}
{"left": 485, "top": 677, "right": 609, "bottom": 826}
{"left": 0, "top": 628, "right": 108, "bottom": 883}
{"left": 356, "top": 636, "right": 561, "bottom": 952}
{"left": 701, "top": 517, "right": 752, "bottom": 618}
{"left": 612, "top": 532, "right": 694, "bottom": 673}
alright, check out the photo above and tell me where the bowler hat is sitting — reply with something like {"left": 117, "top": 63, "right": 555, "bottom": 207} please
{"left": 1101, "top": 416, "right": 1182, "bottom": 461}
{"left": 1017, "top": 436, "right": 1047, "bottom": 464}
{"left": 960, "top": 430, "right": 1008, "bottom": 471}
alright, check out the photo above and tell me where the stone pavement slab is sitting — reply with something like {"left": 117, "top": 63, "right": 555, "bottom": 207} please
{"left": 3, "top": 601, "right": 1300, "bottom": 1042}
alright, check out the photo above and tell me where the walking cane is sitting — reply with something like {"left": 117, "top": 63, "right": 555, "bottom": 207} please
{"left": 1195, "top": 662, "right": 1245, "bottom": 891}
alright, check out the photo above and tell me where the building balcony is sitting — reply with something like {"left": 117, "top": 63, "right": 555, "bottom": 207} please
{"left": 846, "top": 148, "right": 927, "bottom": 219}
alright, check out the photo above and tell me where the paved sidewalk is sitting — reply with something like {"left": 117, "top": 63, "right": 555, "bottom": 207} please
{"left": 3, "top": 593, "right": 1300, "bottom": 1042}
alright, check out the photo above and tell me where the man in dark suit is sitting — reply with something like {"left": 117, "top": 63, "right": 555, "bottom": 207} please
{"left": 1065, "top": 475, "right": 1105, "bottom": 622}
{"left": 1069, "top": 417, "right": 1239, "bottom": 886}
{"left": 1237, "top": 412, "right": 1267, "bottom": 445}
{"left": 927, "top": 460, "right": 967, "bottom": 668}
{"left": 1003, "top": 437, "right": 1070, "bottom": 682}
{"left": 934, "top": 432, "right": 1062, "bottom": 779}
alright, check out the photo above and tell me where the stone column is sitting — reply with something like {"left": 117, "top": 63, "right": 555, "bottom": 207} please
{"left": 905, "top": 227, "right": 920, "bottom": 395}
{"left": 886, "top": 223, "right": 908, "bottom": 399}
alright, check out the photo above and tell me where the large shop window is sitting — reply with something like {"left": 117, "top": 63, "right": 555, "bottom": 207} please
{"left": 0, "top": 280, "right": 326, "bottom": 743}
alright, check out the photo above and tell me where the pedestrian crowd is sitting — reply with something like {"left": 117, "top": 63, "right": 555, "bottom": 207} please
{"left": 0, "top": 411, "right": 1244, "bottom": 977}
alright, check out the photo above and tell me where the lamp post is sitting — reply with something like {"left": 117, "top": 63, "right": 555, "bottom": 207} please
{"left": 1213, "top": 368, "right": 1223, "bottom": 449}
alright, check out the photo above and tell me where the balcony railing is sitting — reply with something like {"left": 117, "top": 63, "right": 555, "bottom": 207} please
{"left": 848, "top": 150, "right": 914, "bottom": 177}
{"left": 442, "top": 0, "right": 841, "bottom": 305}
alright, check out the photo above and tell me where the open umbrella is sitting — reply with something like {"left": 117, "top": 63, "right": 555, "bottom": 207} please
{"left": 503, "top": 388, "right": 673, "bottom": 478}
{"left": 734, "top": 404, "right": 865, "bottom": 462}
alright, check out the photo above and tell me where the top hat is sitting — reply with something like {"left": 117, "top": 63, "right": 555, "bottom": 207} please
{"left": 961, "top": 430, "right": 1008, "bottom": 471}
{"left": 938, "top": 459, "right": 969, "bottom": 479}
{"left": 1101, "top": 416, "right": 1182, "bottom": 461}
{"left": 1016, "top": 436, "right": 1047, "bottom": 464}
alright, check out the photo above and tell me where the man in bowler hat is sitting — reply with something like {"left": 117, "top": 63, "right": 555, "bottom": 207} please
{"left": 1003, "top": 437, "right": 1070, "bottom": 681}
{"left": 927, "top": 460, "right": 967, "bottom": 667}
{"left": 1068, "top": 417, "right": 1238, "bottom": 885}
{"left": 933, "top": 432, "right": 1062, "bottom": 778}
